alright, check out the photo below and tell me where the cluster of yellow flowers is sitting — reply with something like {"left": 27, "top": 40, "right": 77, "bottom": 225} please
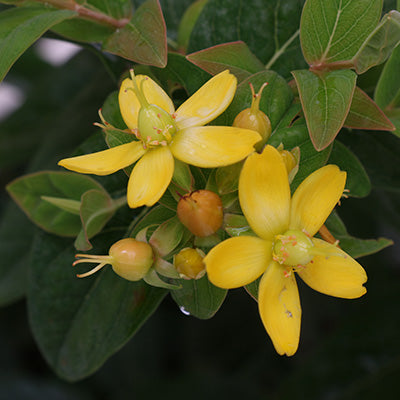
{"left": 60, "top": 70, "right": 367, "bottom": 356}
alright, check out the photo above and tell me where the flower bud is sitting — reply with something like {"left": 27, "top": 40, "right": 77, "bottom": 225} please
{"left": 277, "top": 144, "right": 300, "bottom": 183}
{"left": 233, "top": 82, "right": 271, "bottom": 151}
{"left": 73, "top": 238, "right": 154, "bottom": 281}
{"left": 174, "top": 247, "right": 206, "bottom": 280}
{"left": 177, "top": 190, "right": 223, "bottom": 237}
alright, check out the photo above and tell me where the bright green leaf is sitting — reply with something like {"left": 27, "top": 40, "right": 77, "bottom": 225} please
{"left": 7, "top": 171, "right": 105, "bottom": 237}
{"left": 300, "top": 0, "right": 382, "bottom": 67}
{"left": 344, "top": 86, "right": 395, "bottom": 131}
{"left": 374, "top": 43, "right": 400, "bottom": 109}
{"left": 104, "top": 0, "right": 167, "bottom": 67}
{"left": 187, "top": 41, "right": 264, "bottom": 82}
{"left": 324, "top": 211, "right": 393, "bottom": 258}
{"left": 149, "top": 217, "right": 185, "bottom": 257}
{"left": 0, "top": 6, "right": 76, "bottom": 82}
{"left": 28, "top": 230, "right": 166, "bottom": 381}
{"left": 292, "top": 69, "right": 357, "bottom": 150}
{"left": 353, "top": 10, "right": 400, "bottom": 74}
{"left": 171, "top": 275, "right": 227, "bottom": 319}
{"left": 328, "top": 141, "right": 371, "bottom": 198}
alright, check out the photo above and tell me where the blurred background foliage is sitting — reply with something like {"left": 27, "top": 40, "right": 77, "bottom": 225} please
{"left": 0, "top": 0, "right": 399, "bottom": 398}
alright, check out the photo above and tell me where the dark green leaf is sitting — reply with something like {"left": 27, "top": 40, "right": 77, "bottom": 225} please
{"left": 0, "top": 202, "right": 35, "bottom": 306}
{"left": 171, "top": 275, "right": 227, "bottom": 319}
{"left": 344, "top": 86, "right": 395, "bottom": 131}
{"left": 328, "top": 141, "right": 371, "bottom": 198}
{"left": 187, "top": 41, "right": 264, "bottom": 82}
{"left": 188, "top": 0, "right": 307, "bottom": 79}
{"left": 300, "top": 0, "right": 382, "bottom": 67}
{"left": 324, "top": 211, "right": 393, "bottom": 258}
{"left": 104, "top": 0, "right": 167, "bottom": 67}
{"left": 374, "top": 43, "right": 400, "bottom": 109}
{"left": 28, "top": 230, "right": 166, "bottom": 381}
{"left": 74, "top": 189, "right": 116, "bottom": 251}
{"left": 101, "top": 91, "right": 127, "bottom": 129}
{"left": 292, "top": 69, "right": 357, "bottom": 150}
{"left": 0, "top": 6, "right": 76, "bottom": 82}
{"left": 7, "top": 171, "right": 105, "bottom": 237}
{"left": 353, "top": 10, "right": 400, "bottom": 74}
{"left": 385, "top": 108, "right": 400, "bottom": 138}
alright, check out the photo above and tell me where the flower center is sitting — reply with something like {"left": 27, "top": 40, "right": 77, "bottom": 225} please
{"left": 273, "top": 229, "right": 314, "bottom": 267}
{"left": 129, "top": 70, "right": 177, "bottom": 148}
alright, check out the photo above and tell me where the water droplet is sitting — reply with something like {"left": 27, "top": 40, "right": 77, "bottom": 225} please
{"left": 179, "top": 306, "right": 191, "bottom": 316}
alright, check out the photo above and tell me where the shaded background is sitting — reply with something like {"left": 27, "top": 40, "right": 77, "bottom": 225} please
{"left": 1, "top": 5, "right": 400, "bottom": 398}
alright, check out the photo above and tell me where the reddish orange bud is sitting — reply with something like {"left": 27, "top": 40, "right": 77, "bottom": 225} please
{"left": 233, "top": 82, "right": 271, "bottom": 151}
{"left": 177, "top": 190, "right": 223, "bottom": 237}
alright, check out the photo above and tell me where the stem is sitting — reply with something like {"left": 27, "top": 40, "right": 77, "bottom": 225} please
{"left": 265, "top": 29, "right": 300, "bottom": 70}
{"left": 35, "top": 0, "right": 130, "bottom": 28}
{"left": 113, "top": 196, "right": 128, "bottom": 210}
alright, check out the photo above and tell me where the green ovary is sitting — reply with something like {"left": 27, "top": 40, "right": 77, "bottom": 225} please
{"left": 273, "top": 229, "right": 314, "bottom": 267}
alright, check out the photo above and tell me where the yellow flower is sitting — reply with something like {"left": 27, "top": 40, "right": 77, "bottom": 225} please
{"left": 58, "top": 70, "right": 261, "bottom": 208}
{"left": 204, "top": 145, "right": 367, "bottom": 356}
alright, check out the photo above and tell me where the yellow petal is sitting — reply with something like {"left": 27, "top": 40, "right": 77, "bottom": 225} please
{"left": 239, "top": 145, "right": 290, "bottom": 241}
{"left": 169, "top": 126, "right": 261, "bottom": 167}
{"left": 175, "top": 70, "right": 236, "bottom": 129}
{"left": 297, "top": 238, "right": 367, "bottom": 299}
{"left": 204, "top": 236, "right": 272, "bottom": 289}
{"left": 119, "top": 75, "right": 175, "bottom": 130}
{"left": 258, "top": 261, "right": 301, "bottom": 356}
{"left": 290, "top": 165, "right": 346, "bottom": 236}
{"left": 58, "top": 141, "right": 145, "bottom": 175}
{"left": 127, "top": 146, "right": 174, "bottom": 208}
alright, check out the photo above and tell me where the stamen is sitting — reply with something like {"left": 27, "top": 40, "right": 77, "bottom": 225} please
{"left": 129, "top": 69, "right": 150, "bottom": 108}
{"left": 76, "top": 262, "right": 107, "bottom": 278}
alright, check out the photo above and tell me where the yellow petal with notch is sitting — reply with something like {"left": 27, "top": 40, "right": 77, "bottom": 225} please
{"left": 298, "top": 238, "right": 367, "bottom": 299}
{"left": 239, "top": 145, "right": 290, "bottom": 241}
{"left": 119, "top": 75, "right": 175, "bottom": 130}
{"left": 175, "top": 70, "right": 236, "bottom": 129}
{"left": 169, "top": 126, "right": 260, "bottom": 167}
{"left": 204, "top": 236, "right": 272, "bottom": 289}
{"left": 58, "top": 141, "right": 145, "bottom": 175}
{"left": 258, "top": 261, "right": 301, "bottom": 356}
{"left": 289, "top": 165, "right": 346, "bottom": 237}
{"left": 127, "top": 146, "right": 174, "bottom": 208}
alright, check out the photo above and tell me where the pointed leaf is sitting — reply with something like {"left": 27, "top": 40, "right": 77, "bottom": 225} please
{"left": 353, "top": 10, "right": 400, "bottom": 74}
{"left": 344, "top": 86, "right": 395, "bottom": 131}
{"left": 385, "top": 108, "right": 400, "bottom": 138}
{"left": 143, "top": 268, "right": 181, "bottom": 289}
{"left": 129, "top": 205, "right": 175, "bottom": 237}
{"left": 292, "top": 69, "right": 357, "bottom": 150}
{"left": 104, "top": 0, "right": 167, "bottom": 67}
{"left": 324, "top": 211, "right": 393, "bottom": 258}
{"left": 374, "top": 43, "right": 400, "bottom": 109}
{"left": 172, "top": 159, "right": 193, "bottom": 192}
{"left": 224, "top": 213, "right": 255, "bottom": 237}
{"left": 7, "top": 171, "right": 106, "bottom": 237}
{"left": 328, "top": 141, "right": 371, "bottom": 198}
{"left": 28, "top": 231, "right": 167, "bottom": 381}
{"left": 0, "top": 7, "right": 76, "bottom": 82}
{"left": 187, "top": 41, "right": 264, "bottom": 82}
{"left": 149, "top": 217, "right": 185, "bottom": 257}
{"left": 74, "top": 189, "right": 116, "bottom": 251}
{"left": 171, "top": 275, "right": 227, "bottom": 319}
{"left": 300, "top": 0, "right": 382, "bottom": 67}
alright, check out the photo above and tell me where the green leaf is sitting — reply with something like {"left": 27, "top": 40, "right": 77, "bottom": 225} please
{"left": 269, "top": 107, "right": 332, "bottom": 192}
{"left": 28, "top": 230, "right": 166, "bottom": 381}
{"left": 385, "top": 108, "right": 400, "bottom": 138}
{"left": 374, "top": 43, "right": 400, "bottom": 109}
{"left": 300, "top": 0, "right": 382, "bottom": 67}
{"left": 328, "top": 141, "right": 371, "bottom": 198}
{"left": 188, "top": 0, "right": 307, "bottom": 78}
{"left": 292, "top": 69, "right": 357, "bottom": 150}
{"left": 7, "top": 171, "right": 105, "bottom": 237}
{"left": 344, "top": 86, "right": 395, "bottom": 131}
{"left": 187, "top": 41, "right": 264, "bottom": 82}
{"left": 245, "top": 277, "right": 261, "bottom": 301}
{"left": 41, "top": 196, "right": 81, "bottom": 215}
{"left": 0, "top": 6, "right": 76, "bottom": 82}
{"left": 217, "top": 70, "right": 293, "bottom": 130}
{"left": 101, "top": 91, "right": 127, "bottom": 129}
{"left": 352, "top": 10, "right": 400, "bottom": 74}
{"left": 324, "top": 211, "right": 393, "bottom": 258}
{"left": 172, "top": 159, "right": 193, "bottom": 192}
{"left": 0, "top": 202, "right": 35, "bottom": 307}
{"left": 171, "top": 275, "right": 227, "bottom": 319}
{"left": 104, "top": 0, "right": 167, "bottom": 67}
{"left": 74, "top": 189, "right": 116, "bottom": 251}
{"left": 143, "top": 268, "right": 181, "bottom": 289}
